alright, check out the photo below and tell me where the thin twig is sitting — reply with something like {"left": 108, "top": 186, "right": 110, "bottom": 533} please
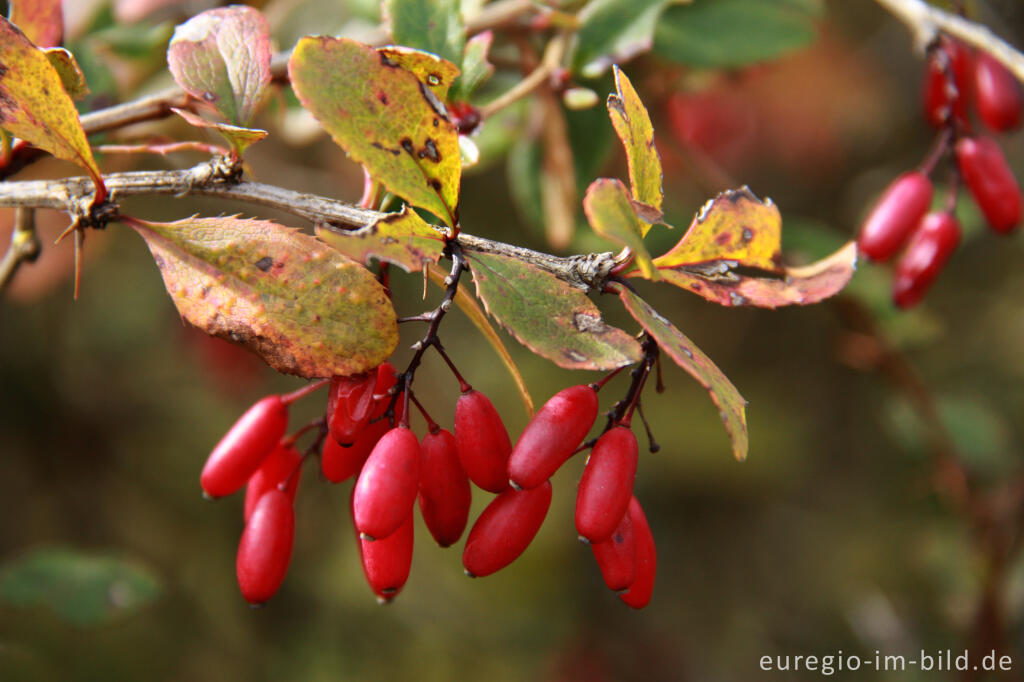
{"left": 874, "top": 0, "right": 1024, "bottom": 83}
{"left": 479, "top": 33, "right": 569, "bottom": 119}
{"left": 0, "top": 208, "right": 41, "bottom": 292}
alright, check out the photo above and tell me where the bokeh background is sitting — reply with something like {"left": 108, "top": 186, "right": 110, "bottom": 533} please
{"left": 2, "top": 0, "right": 1024, "bottom": 680}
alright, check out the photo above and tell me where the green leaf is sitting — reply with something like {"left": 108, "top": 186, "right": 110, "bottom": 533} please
{"left": 606, "top": 66, "right": 663, "bottom": 223}
{"left": 455, "top": 30, "right": 494, "bottom": 99}
{"left": 571, "top": 0, "right": 677, "bottom": 78}
{"left": 0, "top": 16, "right": 104, "bottom": 190}
{"left": 0, "top": 547, "right": 161, "bottom": 627}
{"left": 289, "top": 37, "right": 461, "bottom": 226}
{"left": 384, "top": 0, "right": 466, "bottom": 66}
{"left": 583, "top": 179, "right": 658, "bottom": 279}
{"left": 647, "top": 187, "right": 856, "bottom": 308}
{"left": 8, "top": 0, "right": 63, "bottom": 48}
{"left": 172, "top": 107, "right": 267, "bottom": 156}
{"left": 617, "top": 286, "right": 748, "bottom": 461}
{"left": 654, "top": 0, "right": 822, "bottom": 69}
{"left": 315, "top": 206, "right": 448, "bottom": 273}
{"left": 43, "top": 48, "right": 90, "bottom": 101}
{"left": 167, "top": 6, "right": 272, "bottom": 126}
{"left": 128, "top": 216, "right": 398, "bottom": 379}
{"left": 466, "top": 250, "right": 642, "bottom": 370}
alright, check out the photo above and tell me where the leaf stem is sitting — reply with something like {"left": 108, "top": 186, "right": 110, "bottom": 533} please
{"left": 479, "top": 33, "right": 569, "bottom": 119}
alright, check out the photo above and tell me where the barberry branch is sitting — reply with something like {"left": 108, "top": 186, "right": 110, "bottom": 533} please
{"left": 875, "top": 0, "right": 1024, "bottom": 83}
{"left": 0, "top": 161, "right": 618, "bottom": 293}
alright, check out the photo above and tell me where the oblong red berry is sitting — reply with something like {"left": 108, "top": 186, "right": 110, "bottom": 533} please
{"left": 892, "top": 212, "right": 961, "bottom": 309}
{"left": 856, "top": 171, "right": 933, "bottom": 262}
{"left": 244, "top": 443, "right": 302, "bottom": 522}
{"left": 326, "top": 371, "right": 376, "bottom": 445}
{"left": 591, "top": 508, "right": 637, "bottom": 592}
{"left": 454, "top": 389, "right": 513, "bottom": 493}
{"left": 236, "top": 489, "right": 294, "bottom": 604}
{"left": 923, "top": 37, "right": 972, "bottom": 128}
{"left": 619, "top": 496, "right": 656, "bottom": 609}
{"left": 418, "top": 429, "right": 472, "bottom": 547}
{"left": 956, "top": 136, "right": 1023, "bottom": 233}
{"left": 974, "top": 51, "right": 1022, "bottom": 132}
{"left": 353, "top": 426, "right": 421, "bottom": 540}
{"left": 575, "top": 426, "right": 639, "bottom": 544}
{"left": 201, "top": 395, "right": 288, "bottom": 498}
{"left": 462, "top": 480, "right": 553, "bottom": 578}
{"left": 359, "top": 511, "right": 414, "bottom": 603}
{"left": 508, "top": 385, "right": 599, "bottom": 490}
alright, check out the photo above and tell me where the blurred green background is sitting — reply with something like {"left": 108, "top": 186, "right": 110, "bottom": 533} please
{"left": 3, "top": 0, "right": 1024, "bottom": 680}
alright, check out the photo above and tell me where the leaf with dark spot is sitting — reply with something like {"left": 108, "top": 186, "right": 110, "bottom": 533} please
{"left": 289, "top": 37, "right": 461, "bottom": 226}
{"left": 129, "top": 216, "right": 398, "bottom": 378}
{"left": 466, "top": 250, "right": 641, "bottom": 371}
{"left": 315, "top": 206, "right": 447, "bottom": 273}
{"left": 607, "top": 66, "right": 663, "bottom": 223}
{"left": 645, "top": 187, "right": 856, "bottom": 307}
{"left": 618, "top": 285, "right": 748, "bottom": 461}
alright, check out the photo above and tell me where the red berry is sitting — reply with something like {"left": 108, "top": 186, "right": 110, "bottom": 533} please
{"left": 923, "top": 37, "right": 972, "bottom": 128}
{"left": 974, "top": 51, "right": 1022, "bottom": 132}
{"left": 462, "top": 480, "right": 553, "bottom": 578}
{"left": 244, "top": 442, "right": 302, "bottom": 522}
{"left": 507, "top": 385, "right": 598, "bottom": 490}
{"left": 619, "top": 496, "right": 656, "bottom": 609}
{"left": 326, "top": 372, "right": 376, "bottom": 446}
{"left": 201, "top": 395, "right": 288, "bottom": 498}
{"left": 359, "top": 511, "right": 415, "bottom": 603}
{"left": 856, "top": 171, "right": 933, "bottom": 262}
{"left": 575, "top": 426, "right": 639, "bottom": 544}
{"left": 418, "top": 429, "right": 472, "bottom": 547}
{"left": 956, "top": 136, "right": 1023, "bottom": 233}
{"left": 353, "top": 426, "right": 421, "bottom": 540}
{"left": 236, "top": 489, "right": 294, "bottom": 604}
{"left": 590, "top": 509, "right": 637, "bottom": 592}
{"left": 454, "top": 389, "right": 513, "bottom": 493}
{"left": 892, "top": 212, "right": 961, "bottom": 309}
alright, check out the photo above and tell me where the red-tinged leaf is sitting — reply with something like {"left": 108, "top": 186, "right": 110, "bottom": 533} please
{"left": 8, "top": 0, "right": 62, "bottom": 48}
{"left": 617, "top": 285, "right": 748, "bottom": 461}
{"left": 0, "top": 17, "right": 103, "bottom": 190}
{"left": 315, "top": 206, "right": 447, "bottom": 273}
{"left": 647, "top": 187, "right": 856, "bottom": 308}
{"left": 97, "top": 140, "right": 229, "bottom": 157}
{"left": 42, "top": 48, "right": 88, "bottom": 100}
{"left": 466, "top": 250, "right": 642, "bottom": 371}
{"left": 654, "top": 187, "right": 781, "bottom": 272}
{"left": 607, "top": 66, "right": 663, "bottom": 223}
{"left": 654, "top": 241, "right": 857, "bottom": 309}
{"left": 288, "top": 37, "right": 461, "bottom": 226}
{"left": 127, "top": 216, "right": 398, "bottom": 378}
{"left": 456, "top": 31, "right": 495, "bottom": 99}
{"left": 167, "top": 6, "right": 271, "bottom": 126}
{"left": 583, "top": 178, "right": 658, "bottom": 280}
{"left": 172, "top": 107, "right": 267, "bottom": 155}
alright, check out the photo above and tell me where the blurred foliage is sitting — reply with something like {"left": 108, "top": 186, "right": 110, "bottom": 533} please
{"left": 3, "top": 0, "right": 1024, "bottom": 681}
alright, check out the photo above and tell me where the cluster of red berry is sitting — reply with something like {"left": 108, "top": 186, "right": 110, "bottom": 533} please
{"left": 857, "top": 35, "right": 1022, "bottom": 308}
{"left": 200, "top": 366, "right": 657, "bottom": 609}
